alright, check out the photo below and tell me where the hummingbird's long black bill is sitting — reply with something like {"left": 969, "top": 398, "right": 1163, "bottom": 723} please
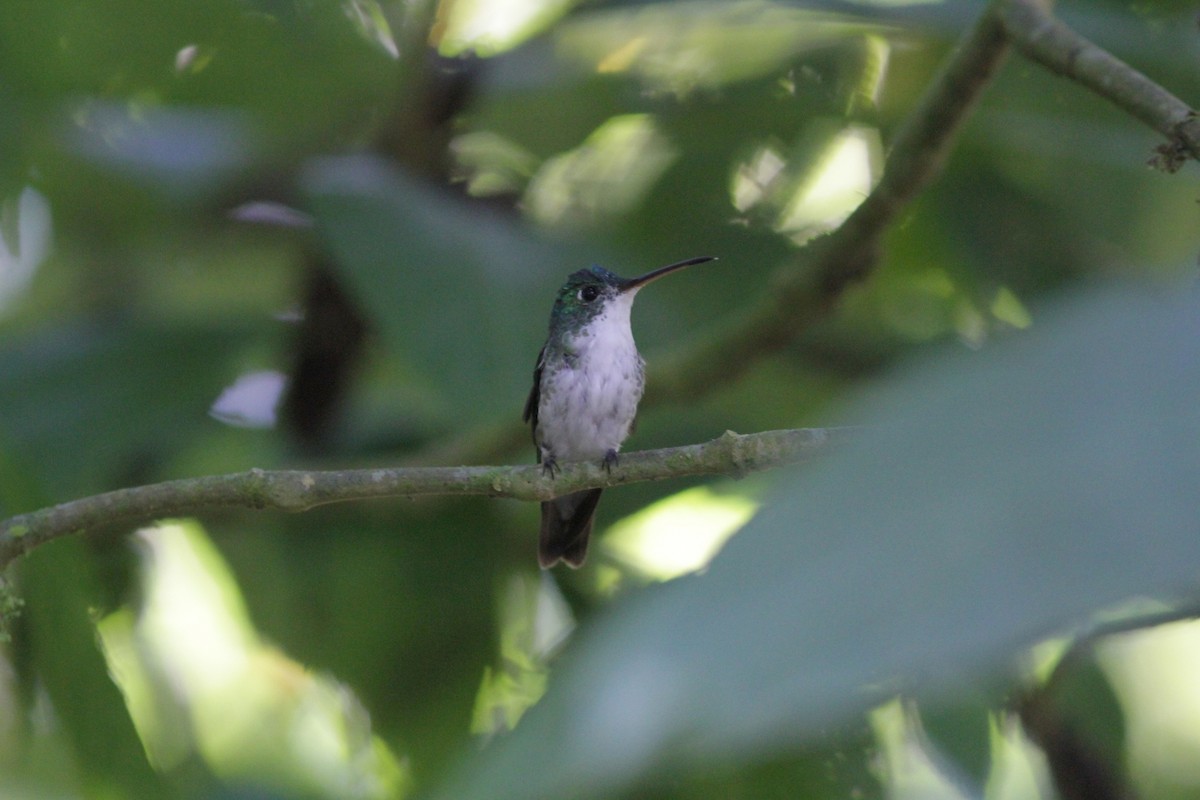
{"left": 619, "top": 256, "right": 717, "bottom": 293}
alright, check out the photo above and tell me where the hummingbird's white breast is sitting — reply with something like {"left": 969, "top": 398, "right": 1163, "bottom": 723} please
{"left": 537, "top": 291, "right": 645, "bottom": 463}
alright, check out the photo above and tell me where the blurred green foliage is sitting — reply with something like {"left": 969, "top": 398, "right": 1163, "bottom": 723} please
{"left": 0, "top": 1, "right": 1198, "bottom": 799}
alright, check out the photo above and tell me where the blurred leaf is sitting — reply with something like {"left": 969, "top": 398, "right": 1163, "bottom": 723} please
{"left": 524, "top": 113, "right": 678, "bottom": 229}
{"left": 1047, "top": 656, "right": 1126, "bottom": 775}
{"left": 1093, "top": 617, "right": 1200, "bottom": 795}
{"left": 430, "top": 284, "right": 1200, "bottom": 800}
{"left": 303, "top": 155, "right": 586, "bottom": 423}
{"left": 98, "top": 520, "right": 409, "bottom": 799}
{"left": 871, "top": 700, "right": 970, "bottom": 799}
{"left": 1023, "top": 652, "right": 1129, "bottom": 796}
{"left": 920, "top": 700, "right": 993, "bottom": 792}
{"left": 216, "top": 503, "right": 508, "bottom": 784}
{"left": 66, "top": 103, "right": 264, "bottom": 202}
{"left": 554, "top": 2, "right": 894, "bottom": 95}
{"left": 0, "top": 321, "right": 256, "bottom": 496}
{"left": 19, "top": 538, "right": 172, "bottom": 798}
{"left": 0, "top": 0, "right": 395, "bottom": 136}
{"left": 619, "top": 732, "right": 880, "bottom": 800}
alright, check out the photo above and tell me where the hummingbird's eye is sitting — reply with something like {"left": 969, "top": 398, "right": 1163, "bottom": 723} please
{"left": 578, "top": 286, "right": 600, "bottom": 303}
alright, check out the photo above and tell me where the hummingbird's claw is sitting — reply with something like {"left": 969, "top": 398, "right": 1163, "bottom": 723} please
{"left": 602, "top": 449, "right": 619, "bottom": 473}
{"left": 541, "top": 456, "right": 560, "bottom": 478}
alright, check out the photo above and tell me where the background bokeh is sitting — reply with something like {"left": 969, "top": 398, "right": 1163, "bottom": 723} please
{"left": 1, "top": 1, "right": 1199, "bottom": 798}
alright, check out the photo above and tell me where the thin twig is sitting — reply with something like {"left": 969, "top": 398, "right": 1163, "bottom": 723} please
{"left": 648, "top": 7, "right": 1013, "bottom": 405}
{"left": 0, "top": 427, "right": 851, "bottom": 569}
{"left": 996, "top": 0, "right": 1200, "bottom": 172}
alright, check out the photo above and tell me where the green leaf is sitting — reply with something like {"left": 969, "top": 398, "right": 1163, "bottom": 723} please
{"left": 1042, "top": 652, "right": 1128, "bottom": 784}
{"left": 919, "top": 699, "right": 993, "bottom": 792}
{"left": 430, "top": 284, "right": 1200, "bottom": 800}
{"left": 0, "top": 321, "right": 253, "bottom": 496}
{"left": 552, "top": 3, "right": 891, "bottom": 94}
{"left": 219, "top": 503, "right": 508, "bottom": 783}
{"left": 20, "top": 538, "right": 173, "bottom": 798}
{"left": 303, "top": 155, "right": 588, "bottom": 422}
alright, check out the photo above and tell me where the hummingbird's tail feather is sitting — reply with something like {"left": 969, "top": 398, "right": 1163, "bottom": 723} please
{"left": 539, "top": 488, "right": 603, "bottom": 568}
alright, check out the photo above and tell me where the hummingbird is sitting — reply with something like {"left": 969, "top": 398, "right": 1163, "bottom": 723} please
{"left": 523, "top": 256, "right": 716, "bottom": 568}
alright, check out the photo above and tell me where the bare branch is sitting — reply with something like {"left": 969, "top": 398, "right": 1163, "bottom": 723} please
{"left": 996, "top": 0, "right": 1200, "bottom": 172}
{"left": 0, "top": 427, "right": 850, "bottom": 570}
{"left": 646, "top": 6, "right": 1013, "bottom": 408}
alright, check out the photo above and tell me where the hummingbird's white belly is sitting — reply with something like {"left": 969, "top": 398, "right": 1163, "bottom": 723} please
{"left": 537, "top": 298, "right": 645, "bottom": 463}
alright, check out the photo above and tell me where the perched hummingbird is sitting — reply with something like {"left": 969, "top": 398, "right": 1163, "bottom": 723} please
{"left": 524, "top": 256, "right": 716, "bottom": 568}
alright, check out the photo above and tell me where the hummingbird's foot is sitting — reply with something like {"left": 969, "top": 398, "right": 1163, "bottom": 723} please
{"left": 541, "top": 456, "right": 560, "bottom": 478}
{"left": 602, "top": 449, "right": 619, "bottom": 473}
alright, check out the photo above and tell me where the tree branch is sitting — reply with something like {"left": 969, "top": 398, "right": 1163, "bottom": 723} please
{"left": 415, "top": 1, "right": 1199, "bottom": 469}
{"left": 0, "top": 427, "right": 850, "bottom": 570}
{"left": 654, "top": 0, "right": 1199, "bottom": 408}
{"left": 648, "top": 4, "right": 1013, "bottom": 407}
{"left": 996, "top": 0, "right": 1200, "bottom": 172}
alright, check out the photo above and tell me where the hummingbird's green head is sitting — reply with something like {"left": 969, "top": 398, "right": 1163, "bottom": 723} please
{"left": 547, "top": 257, "right": 717, "bottom": 334}
{"left": 549, "top": 265, "right": 623, "bottom": 330}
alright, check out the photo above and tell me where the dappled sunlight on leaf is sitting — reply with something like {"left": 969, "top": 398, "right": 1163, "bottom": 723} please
{"left": 173, "top": 43, "right": 212, "bottom": 75}
{"left": 775, "top": 124, "right": 882, "bottom": 244}
{"left": 952, "top": 297, "right": 989, "bottom": 349}
{"left": 471, "top": 573, "right": 572, "bottom": 737}
{"left": 844, "top": 34, "right": 891, "bottom": 117}
{"left": 881, "top": 700, "right": 1058, "bottom": 799}
{"left": 731, "top": 143, "right": 788, "bottom": 216}
{"left": 870, "top": 700, "right": 971, "bottom": 800}
{"left": 1100, "top": 618, "right": 1200, "bottom": 797}
{"left": 730, "top": 122, "right": 882, "bottom": 242}
{"left": 434, "top": 0, "right": 578, "bottom": 57}
{"left": 601, "top": 486, "right": 757, "bottom": 581}
{"left": 555, "top": 2, "right": 892, "bottom": 95}
{"left": 987, "top": 715, "right": 1055, "bottom": 800}
{"left": 843, "top": 262, "right": 1031, "bottom": 348}
{"left": 98, "top": 521, "right": 409, "bottom": 799}
{"left": 450, "top": 131, "right": 540, "bottom": 198}
{"left": 524, "top": 114, "right": 677, "bottom": 229}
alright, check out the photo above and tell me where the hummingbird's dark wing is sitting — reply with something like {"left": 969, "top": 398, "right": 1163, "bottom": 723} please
{"left": 522, "top": 344, "right": 546, "bottom": 441}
